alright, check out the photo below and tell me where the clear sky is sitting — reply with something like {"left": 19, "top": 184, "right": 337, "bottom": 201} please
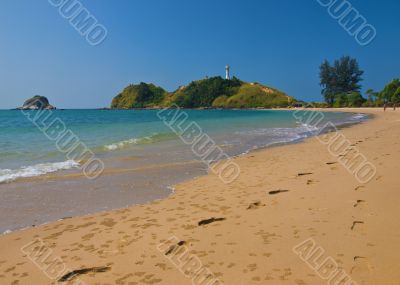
{"left": 0, "top": 0, "right": 398, "bottom": 109}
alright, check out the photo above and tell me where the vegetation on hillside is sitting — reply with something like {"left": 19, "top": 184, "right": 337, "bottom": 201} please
{"left": 111, "top": 77, "right": 294, "bottom": 109}
{"left": 213, "top": 83, "right": 293, "bottom": 108}
{"left": 171, "top": 76, "right": 242, "bottom": 108}
{"left": 111, "top": 83, "right": 167, "bottom": 108}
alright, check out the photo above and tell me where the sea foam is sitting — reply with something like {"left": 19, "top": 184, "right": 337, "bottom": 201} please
{"left": 103, "top": 132, "right": 177, "bottom": 151}
{"left": 104, "top": 137, "right": 152, "bottom": 151}
{"left": 0, "top": 160, "right": 79, "bottom": 184}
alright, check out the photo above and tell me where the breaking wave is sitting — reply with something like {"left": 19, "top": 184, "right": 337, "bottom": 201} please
{"left": 0, "top": 160, "right": 80, "bottom": 184}
{"left": 104, "top": 132, "right": 178, "bottom": 151}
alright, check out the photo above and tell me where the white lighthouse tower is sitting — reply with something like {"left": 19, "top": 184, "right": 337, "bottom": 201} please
{"left": 225, "top": 65, "right": 231, "bottom": 80}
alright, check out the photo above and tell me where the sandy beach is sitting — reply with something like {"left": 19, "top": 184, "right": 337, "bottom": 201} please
{"left": 0, "top": 108, "right": 399, "bottom": 285}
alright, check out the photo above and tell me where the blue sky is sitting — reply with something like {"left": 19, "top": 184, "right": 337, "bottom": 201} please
{"left": 0, "top": 0, "right": 398, "bottom": 108}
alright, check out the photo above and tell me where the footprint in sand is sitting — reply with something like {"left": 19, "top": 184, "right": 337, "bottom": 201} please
{"left": 247, "top": 201, "right": 266, "bottom": 210}
{"left": 307, "top": 179, "right": 318, "bottom": 185}
{"left": 268, "top": 190, "right": 290, "bottom": 195}
{"left": 353, "top": 200, "right": 366, "bottom": 208}
{"left": 297, "top": 172, "right": 313, "bottom": 177}
{"left": 198, "top": 217, "right": 226, "bottom": 226}
{"left": 351, "top": 256, "right": 373, "bottom": 275}
{"left": 351, "top": 221, "right": 365, "bottom": 231}
{"left": 355, "top": 185, "right": 365, "bottom": 191}
{"left": 58, "top": 266, "right": 111, "bottom": 282}
{"left": 165, "top": 241, "right": 186, "bottom": 256}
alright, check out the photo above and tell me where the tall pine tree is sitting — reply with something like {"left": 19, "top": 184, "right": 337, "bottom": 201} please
{"left": 319, "top": 56, "right": 364, "bottom": 106}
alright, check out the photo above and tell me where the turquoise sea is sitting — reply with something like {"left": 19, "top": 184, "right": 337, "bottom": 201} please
{"left": 0, "top": 109, "right": 368, "bottom": 232}
{"left": 0, "top": 109, "right": 367, "bottom": 184}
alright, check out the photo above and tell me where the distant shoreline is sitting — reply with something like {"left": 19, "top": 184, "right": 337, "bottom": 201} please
{"left": 3, "top": 107, "right": 386, "bottom": 111}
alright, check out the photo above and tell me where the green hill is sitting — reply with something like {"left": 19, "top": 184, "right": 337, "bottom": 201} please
{"left": 111, "top": 83, "right": 167, "bottom": 109}
{"left": 111, "top": 77, "right": 294, "bottom": 109}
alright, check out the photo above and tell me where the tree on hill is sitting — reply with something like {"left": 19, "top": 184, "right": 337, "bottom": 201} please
{"left": 319, "top": 56, "right": 364, "bottom": 106}
{"left": 134, "top": 82, "right": 166, "bottom": 106}
{"left": 111, "top": 83, "right": 167, "bottom": 108}
{"left": 173, "top": 76, "right": 242, "bottom": 108}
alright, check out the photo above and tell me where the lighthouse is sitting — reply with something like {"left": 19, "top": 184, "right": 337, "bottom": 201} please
{"left": 225, "top": 65, "right": 231, "bottom": 80}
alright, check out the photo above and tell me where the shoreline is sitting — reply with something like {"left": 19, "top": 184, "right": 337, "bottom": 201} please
{"left": 1, "top": 108, "right": 399, "bottom": 284}
{"left": 0, "top": 109, "right": 368, "bottom": 234}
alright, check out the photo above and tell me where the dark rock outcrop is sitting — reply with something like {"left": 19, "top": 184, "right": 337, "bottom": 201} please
{"left": 19, "top": 95, "right": 56, "bottom": 110}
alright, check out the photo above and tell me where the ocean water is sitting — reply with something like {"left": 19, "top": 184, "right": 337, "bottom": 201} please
{"left": 0, "top": 109, "right": 367, "bottom": 184}
{"left": 0, "top": 109, "right": 368, "bottom": 232}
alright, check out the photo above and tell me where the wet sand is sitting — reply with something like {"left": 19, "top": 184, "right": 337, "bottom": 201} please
{"left": 0, "top": 146, "right": 206, "bottom": 233}
{"left": 0, "top": 108, "right": 399, "bottom": 284}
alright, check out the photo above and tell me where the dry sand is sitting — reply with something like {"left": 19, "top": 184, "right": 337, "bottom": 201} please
{"left": 0, "top": 108, "right": 399, "bottom": 285}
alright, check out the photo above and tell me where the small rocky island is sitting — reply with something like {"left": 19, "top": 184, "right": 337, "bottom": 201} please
{"left": 18, "top": 95, "right": 56, "bottom": 110}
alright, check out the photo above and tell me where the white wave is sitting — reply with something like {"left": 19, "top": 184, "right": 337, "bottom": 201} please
{"left": 0, "top": 160, "right": 79, "bottom": 184}
{"left": 236, "top": 125, "right": 320, "bottom": 137}
{"left": 299, "top": 123, "right": 320, "bottom": 132}
{"left": 104, "top": 136, "right": 152, "bottom": 151}
{"left": 232, "top": 125, "right": 324, "bottom": 151}
{"left": 351, "top": 113, "right": 367, "bottom": 120}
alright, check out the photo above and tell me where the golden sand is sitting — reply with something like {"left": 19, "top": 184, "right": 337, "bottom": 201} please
{"left": 0, "top": 108, "right": 399, "bottom": 285}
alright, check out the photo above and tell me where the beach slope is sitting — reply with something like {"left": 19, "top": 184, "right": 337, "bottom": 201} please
{"left": 0, "top": 108, "right": 399, "bottom": 285}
